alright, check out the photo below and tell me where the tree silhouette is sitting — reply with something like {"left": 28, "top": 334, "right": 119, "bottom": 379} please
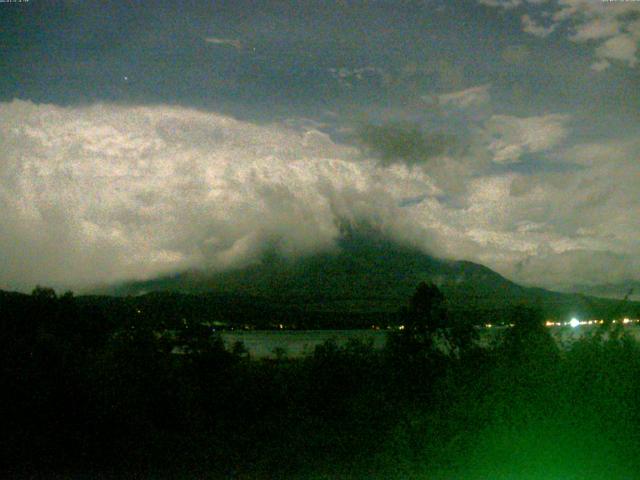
{"left": 388, "top": 282, "right": 449, "bottom": 363}
{"left": 408, "top": 281, "right": 447, "bottom": 333}
{"left": 502, "top": 304, "right": 558, "bottom": 363}
{"left": 31, "top": 285, "right": 57, "bottom": 300}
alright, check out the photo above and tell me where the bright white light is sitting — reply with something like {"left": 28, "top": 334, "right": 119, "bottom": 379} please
{"left": 570, "top": 318, "right": 580, "bottom": 328}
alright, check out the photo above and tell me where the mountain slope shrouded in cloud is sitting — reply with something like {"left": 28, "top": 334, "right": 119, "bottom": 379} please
{"left": 97, "top": 227, "right": 639, "bottom": 322}
{"left": 2, "top": 100, "right": 638, "bottom": 295}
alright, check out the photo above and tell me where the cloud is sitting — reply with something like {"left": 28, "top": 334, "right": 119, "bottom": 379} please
{"left": 570, "top": 16, "right": 621, "bottom": 42}
{"left": 512, "top": 250, "right": 640, "bottom": 291}
{"left": 0, "top": 100, "right": 638, "bottom": 293}
{"left": 204, "top": 37, "right": 243, "bottom": 50}
{"left": 500, "top": 137, "right": 640, "bottom": 287}
{"left": 478, "top": 0, "right": 522, "bottom": 9}
{"left": 484, "top": 114, "right": 570, "bottom": 164}
{"left": 437, "top": 84, "right": 491, "bottom": 109}
{"left": 479, "top": 0, "right": 551, "bottom": 8}
{"left": 595, "top": 33, "right": 638, "bottom": 67}
{"left": 481, "top": 0, "right": 640, "bottom": 70}
{"left": 521, "top": 14, "right": 556, "bottom": 38}
{"left": 556, "top": 2, "right": 640, "bottom": 69}
{"left": 0, "top": 101, "right": 449, "bottom": 290}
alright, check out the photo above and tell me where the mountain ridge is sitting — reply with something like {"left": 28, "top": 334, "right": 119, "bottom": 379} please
{"left": 89, "top": 229, "right": 640, "bottom": 321}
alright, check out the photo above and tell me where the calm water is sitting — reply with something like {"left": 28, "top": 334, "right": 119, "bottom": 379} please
{"left": 221, "top": 329, "right": 387, "bottom": 358}
{"left": 221, "top": 325, "right": 640, "bottom": 358}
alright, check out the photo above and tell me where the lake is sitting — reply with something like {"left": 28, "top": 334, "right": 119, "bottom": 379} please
{"left": 221, "top": 324, "right": 640, "bottom": 358}
{"left": 221, "top": 329, "right": 387, "bottom": 358}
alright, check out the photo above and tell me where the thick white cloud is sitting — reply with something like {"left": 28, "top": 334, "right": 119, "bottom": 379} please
{"left": 0, "top": 100, "right": 444, "bottom": 290}
{"left": 0, "top": 100, "right": 638, "bottom": 293}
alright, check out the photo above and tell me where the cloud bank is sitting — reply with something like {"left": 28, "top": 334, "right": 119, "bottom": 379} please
{"left": 0, "top": 100, "right": 638, "bottom": 293}
{"left": 0, "top": 101, "right": 443, "bottom": 290}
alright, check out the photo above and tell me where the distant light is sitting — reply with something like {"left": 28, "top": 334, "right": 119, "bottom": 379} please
{"left": 570, "top": 318, "right": 580, "bottom": 328}
{"left": 399, "top": 325, "right": 405, "bottom": 331}
{"left": 623, "top": 318, "right": 630, "bottom": 324}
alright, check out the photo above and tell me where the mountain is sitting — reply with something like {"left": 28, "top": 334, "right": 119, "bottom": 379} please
{"left": 95, "top": 228, "right": 640, "bottom": 323}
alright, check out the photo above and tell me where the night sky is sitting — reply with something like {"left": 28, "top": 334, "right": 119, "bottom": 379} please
{"left": 1, "top": 0, "right": 639, "bottom": 293}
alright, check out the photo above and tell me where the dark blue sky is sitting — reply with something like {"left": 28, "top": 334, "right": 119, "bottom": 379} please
{"left": 2, "top": 1, "right": 637, "bottom": 127}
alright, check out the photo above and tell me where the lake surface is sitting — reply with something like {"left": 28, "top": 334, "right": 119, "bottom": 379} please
{"left": 221, "top": 329, "right": 387, "bottom": 358}
{"left": 221, "top": 324, "right": 640, "bottom": 358}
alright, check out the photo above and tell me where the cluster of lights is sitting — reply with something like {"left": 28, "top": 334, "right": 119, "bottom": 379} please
{"left": 543, "top": 318, "right": 639, "bottom": 328}
{"left": 403, "top": 320, "right": 640, "bottom": 331}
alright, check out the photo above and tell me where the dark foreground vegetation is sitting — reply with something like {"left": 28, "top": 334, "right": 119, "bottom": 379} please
{"left": 2, "top": 284, "right": 640, "bottom": 479}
